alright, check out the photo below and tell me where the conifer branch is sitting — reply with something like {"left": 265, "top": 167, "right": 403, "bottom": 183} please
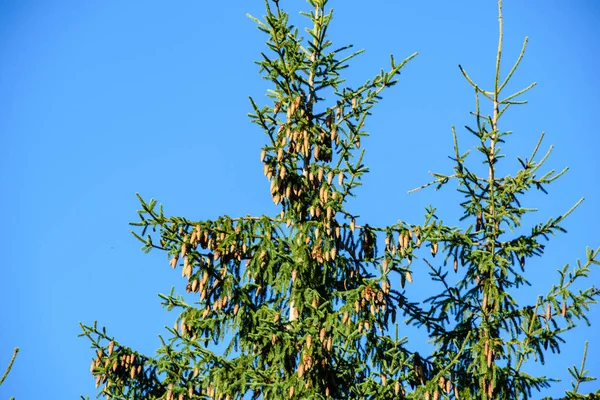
{"left": 0, "top": 347, "right": 19, "bottom": 386}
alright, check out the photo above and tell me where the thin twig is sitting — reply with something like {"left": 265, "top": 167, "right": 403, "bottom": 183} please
{"left": 0, "top": 347, "right": 19, "bottom": 385}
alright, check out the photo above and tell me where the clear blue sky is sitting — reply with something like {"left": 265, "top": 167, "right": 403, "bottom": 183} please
{"left": 1, "top": 0, "right": 598, "bottom": 398}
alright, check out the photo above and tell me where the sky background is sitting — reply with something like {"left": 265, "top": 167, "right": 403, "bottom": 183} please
{"left": 1, "top": 0, "right": 599, "bottom": 398}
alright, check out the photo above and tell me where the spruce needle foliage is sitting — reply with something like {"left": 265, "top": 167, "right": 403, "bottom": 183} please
{"left": 80, "top": 1, "right": 599, "bottom": 399}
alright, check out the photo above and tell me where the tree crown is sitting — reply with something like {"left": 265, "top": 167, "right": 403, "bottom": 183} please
{"left": 80, "top": 1, "right": 599, "bottom": 399}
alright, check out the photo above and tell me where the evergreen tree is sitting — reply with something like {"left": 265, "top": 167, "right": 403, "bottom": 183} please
{"left": 80, "top": 0, "right": 599, "bottom": 398}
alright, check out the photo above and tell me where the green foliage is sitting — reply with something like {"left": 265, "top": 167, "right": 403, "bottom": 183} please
{"left": 560, "top": 342, "right": 599, "bottom": 399}
{"left": 80, "top": 1, "right": 598, "bottom": 399}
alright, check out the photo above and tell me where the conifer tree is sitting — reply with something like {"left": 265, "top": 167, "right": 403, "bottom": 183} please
{"left": 80, "top": 1, "right": 599, "bottom": 398}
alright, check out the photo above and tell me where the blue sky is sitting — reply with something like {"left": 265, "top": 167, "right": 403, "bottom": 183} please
{"left": 1, "top": 0, "right": 598, "bottom": 398}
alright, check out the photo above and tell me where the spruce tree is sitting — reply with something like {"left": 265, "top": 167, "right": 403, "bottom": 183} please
{"left": 80, "top": 0, "right": 599, "bottom": 398}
